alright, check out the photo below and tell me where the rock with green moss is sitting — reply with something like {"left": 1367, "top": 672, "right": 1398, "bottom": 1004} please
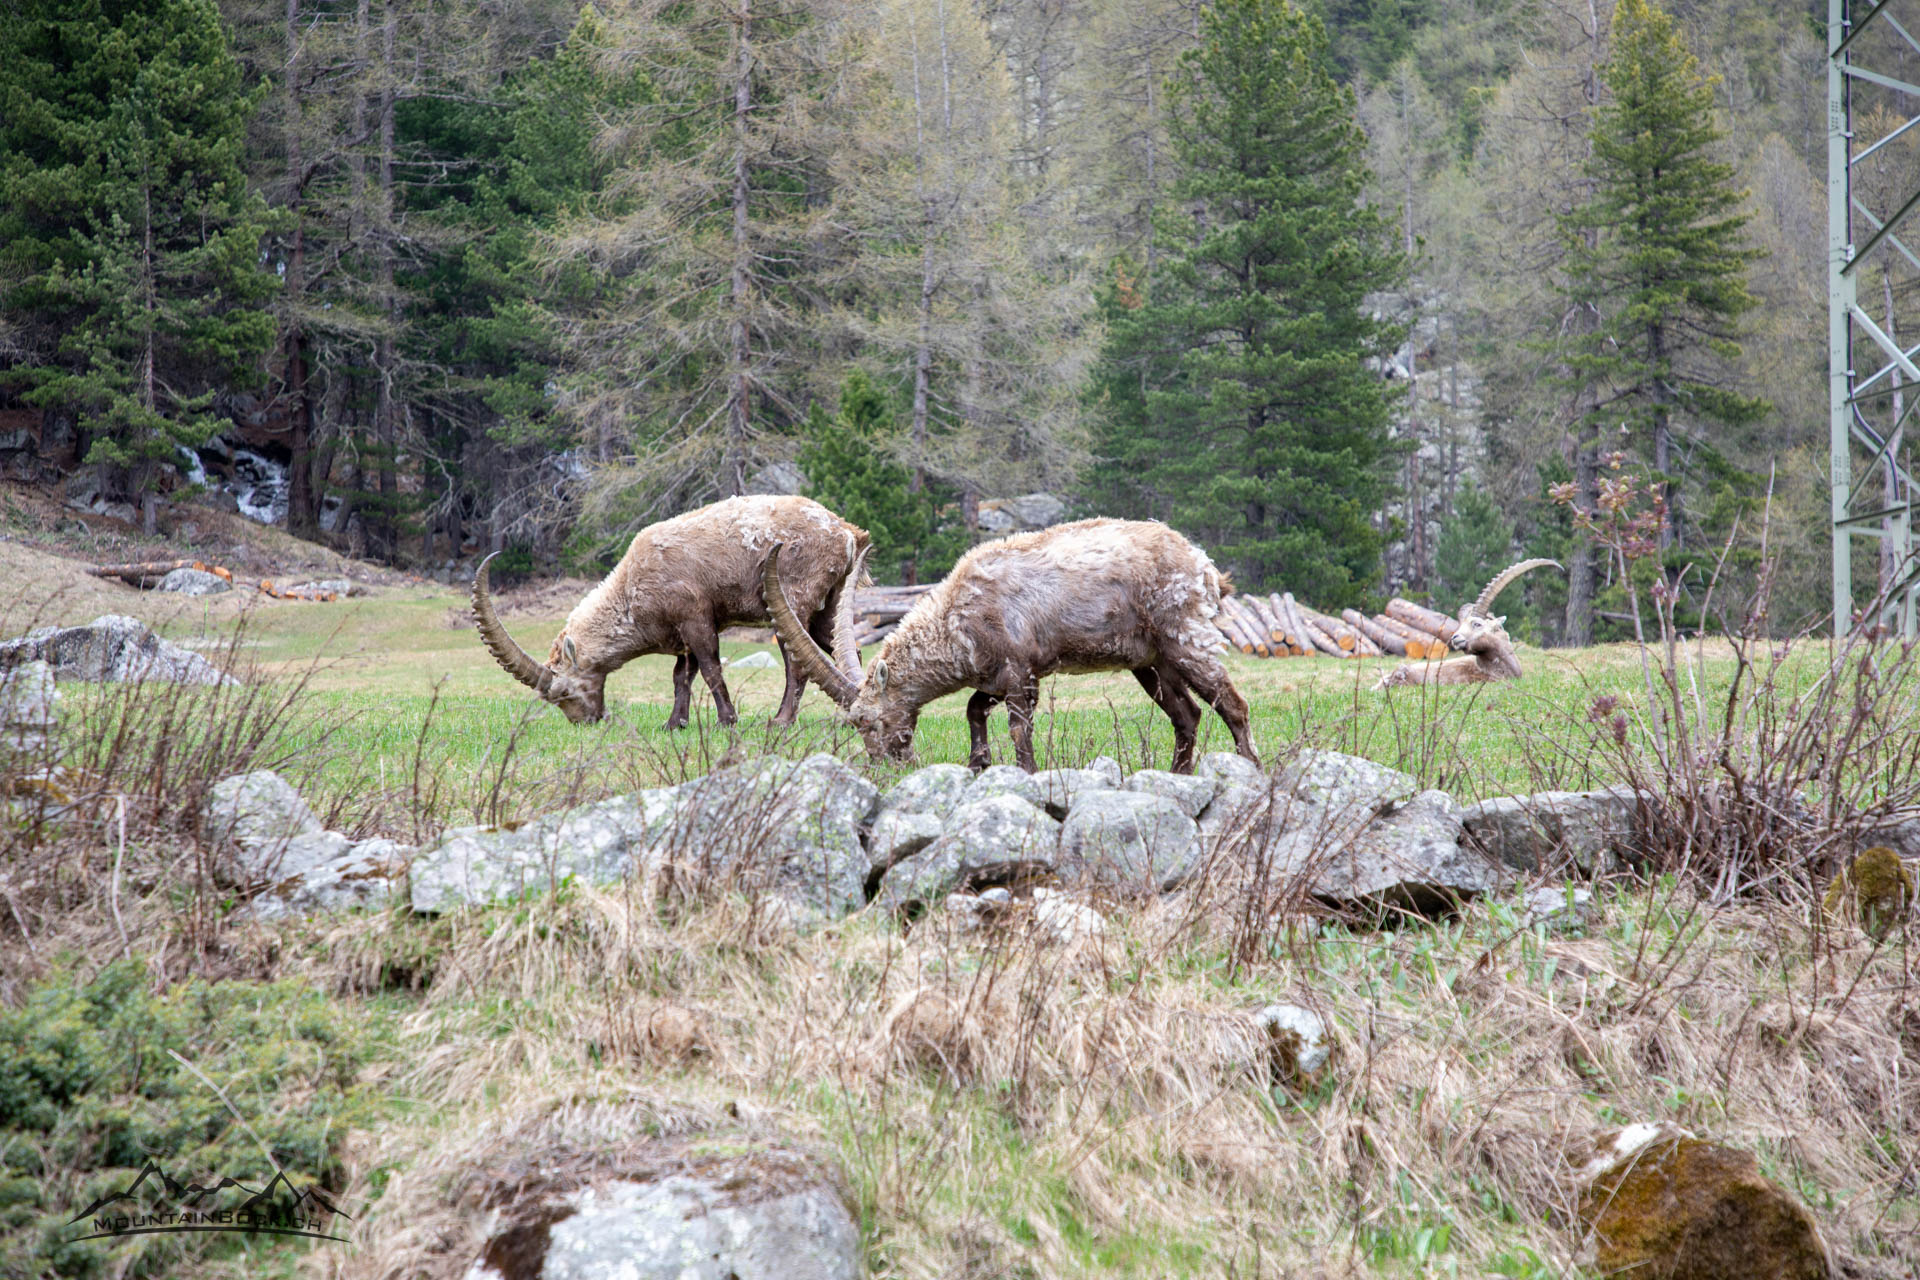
{"left": 1575, "top": 1122, "right": 1828, "bottom": 1280}
{"left": 1822, "top": 847, "right": 1914, "bottom": 940}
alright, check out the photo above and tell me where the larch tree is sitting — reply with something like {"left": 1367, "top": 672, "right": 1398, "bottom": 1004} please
{"left": 0, "top": 0, "right": 277, "bottom": 532}
{"left": 1556, "top": 0, "right": 1767, "bottom": 577}
{"left": 1085, "top": 0, "right": 1405, "bottom": 606}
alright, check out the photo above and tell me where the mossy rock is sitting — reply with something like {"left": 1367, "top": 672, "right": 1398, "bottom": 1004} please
{"left": 1577, "top": 1124, "right": 1828, "bottom": 1280}
{"left": 1822, "top": 846, "right": 1915, "bottom": 940}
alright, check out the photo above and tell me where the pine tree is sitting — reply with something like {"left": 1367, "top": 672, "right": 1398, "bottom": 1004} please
{"left": 799, "top": 372, "right": 966, "bottom": 584}
{"left": 1432, "top": 479, "right": 1519, "bottom": 618}
{"left": 1, "top": 0, "right": 276, "bottom": 526}
{"left": 1083, "top": 0, "right": 1405, "bottom": 606}
{"left": 1557, "top": 0, "right": 1768, "bottom": 576}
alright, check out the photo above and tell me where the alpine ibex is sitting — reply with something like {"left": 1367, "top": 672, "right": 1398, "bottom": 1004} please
{"left": 764, "top": 518, "right": 1260, "bottom": 774}
{"left": 1374, "top": 558, "right": 1562, "bottom": 688}
{"left": 472, "top": 495, "right": 869, "bottom": 726}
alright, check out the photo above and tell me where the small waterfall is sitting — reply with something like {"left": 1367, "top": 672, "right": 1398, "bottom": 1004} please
{"left": 230, "top": 449, "right": 288, "bottom": 525}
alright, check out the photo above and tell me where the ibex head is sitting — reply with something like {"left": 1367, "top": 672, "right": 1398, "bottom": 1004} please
{"left": 1448, "top": 557, "right": 1562, "bottom": 654}
{"left": 764, "top": 542, "right": 916, "bottom": 762}
{"left": 471, "top": 553, "right": 607, "bottom": 723}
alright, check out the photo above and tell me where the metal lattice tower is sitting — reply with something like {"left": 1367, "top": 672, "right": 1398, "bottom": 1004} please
{"left": 1831, "top": 0, "right": 1920, "bottom": 635}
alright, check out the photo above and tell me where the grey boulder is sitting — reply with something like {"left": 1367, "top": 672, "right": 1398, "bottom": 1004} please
{"left": 960, "top": 764, "right": 1048, "bottom": 811}
{"left": 879, "top": 762, "right": 972, "bottom": 817}
{"left": 1, "top": 660, "right": 58, "bottom": 761}
{"left": 1125, "top": 768, "right": 1217, "bottom": 819}
{"left": 1032, "top": 767, "right": 1119, "bottom": 818}
{"left": 156, "top": 567, "right": 231, "bottom": 596}
{"left": 1312, "top": 789, "right": 1507, "bottom": 911}
{"left": 471, "top": 1157, "right": 860, "bottom": 1280}
{"left": 1059, "top": 790, "right": 1201, "bottom": 893}
{"left": 0, "top": 615, "right": 237, "bottom": 686}
{"left": 1280, "top": 749, "right": 1418, "bottom": 819}
{"left": 1460, "top": 787, "right": 1650, "bottom": 874}
{"left": 877, "top": 793, "right": 1060, "bottom": 911}
{"left": 205, "top": 770, "right": 405, "bottom": 915}
{"left": 867, "top": 809, "right": 943, "bottom": 870}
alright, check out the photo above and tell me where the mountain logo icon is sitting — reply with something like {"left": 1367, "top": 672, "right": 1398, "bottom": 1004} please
{"left": 67, "top": 1160, "right": 350, "bottom": 1244}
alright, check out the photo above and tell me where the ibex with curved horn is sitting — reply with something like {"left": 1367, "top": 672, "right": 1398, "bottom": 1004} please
{"left": 764, "top": 518, "right": 1260, "bottom": 774}
{"left": 472, "top": 496, "right": 869, "bottom": 726}
{"left": 1375, "top": 558, "right": 1563, "bottom": 688}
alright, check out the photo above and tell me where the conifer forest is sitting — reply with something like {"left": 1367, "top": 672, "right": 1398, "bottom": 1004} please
{"left": 0, "top": 0, "right": 1900, "bottom": 639}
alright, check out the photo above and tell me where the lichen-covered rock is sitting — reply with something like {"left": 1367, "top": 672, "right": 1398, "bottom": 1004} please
{"left": 1058, "top": 789, "right": 1201, "bottom": 893}
{"left": 1280, "top": 749, "right": 1418, "bottom": 818}
{"left": 1196, "top": 751, "right": 1265, "bottom": 797}
{"left": 248, "top": 835, "right": 409, "bottom": 918}
{"left": 867, "top": 809, "right": 942, "bottom": 869}
{"left": 1822, "top": 846, "right": 1914, "bottom": 940}
{"left": 1312, "top": 789, "right": 1506, "bottom": 911}
{"left": 1032, "top": 766, "right": 1118, "bottom": 818}
{"left": 878, "top": 763, "right": 972, "bottom": 817}
{"left": 1125, "top": 768, "right": 1217, "bottom": 819}
{"left": 876, "top": 794, "right": 1060, "bottom": 911}
{"left": 410, "top": 790, "right": 675, "bottom": 914}
{"left": 1257, "top": 1003, "right": 1334, "bottom": 1090}
{"left": 1031, "top": 888, "right": 1105, "bottom": 945}
{"left": 1085, "top": 755, "right": 1124, "bottom": 787}
{"left": 156, "top": 567, "right": 231, "bottom": 596}
{"left": 1461, "top": 787, "right": 1649, "bottom": 874}
{"left": 0, "top": 660, "right": 58, "bottom": 762}
{"left": 413, "top": 754, "right": 880, "bottom": 923}
{"left": 468, "top": 1151, "right": 860, "bottom": 1280}
{"left": 960, "top": 764, "right": 1048, "bottom": 811}
{"left": 0, "top": 615, "right": 237, "bottom": 685}
{"left": 205, "top": 770, "right": 326, "bottom": 867}
{"left": 1576, "top": 1123, "right": 1829, "bottom": 1280}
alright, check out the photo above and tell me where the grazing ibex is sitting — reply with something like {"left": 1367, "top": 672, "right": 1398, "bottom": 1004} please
{"left": 764, "top": 518, "right": 1260, "bottom": 774}
{"left": 472, "top": 495, "right": 869, "bottom": 726}
{"left": 1375, "top": 558, "right": 1562, "bottom": 688}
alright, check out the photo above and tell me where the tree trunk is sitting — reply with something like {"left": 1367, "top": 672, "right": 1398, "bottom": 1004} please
{"left": 374, "top": 0, "right": 397, "bottom": 561}
{"left": 283, "top": 0, "right": 318, "bottom": 537}
{"left": 724, "top": 0, "right": 753, "bottom": 498}
{"left": 1564, "top": 418, "right": 1598, "bottom": 647}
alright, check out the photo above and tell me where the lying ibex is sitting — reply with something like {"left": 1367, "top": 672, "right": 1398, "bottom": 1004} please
{"left": 1375, "top": 558, "right": 1562, "bottom": 688}
{"left": 472, "top": 495, "right": 869, "bottom": 726}
{"left": 765, "top": 518, "right": 1260, "bottom": 774}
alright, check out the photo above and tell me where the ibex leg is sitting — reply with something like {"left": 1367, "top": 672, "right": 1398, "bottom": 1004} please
{"left": 665, "top": 653, "right": 695, "bottom": 731}
{"left": 965, "top": 691, "right": 1002, "bottom": 772}
{"left": 1168, "top": 650, "right": 1258, "bottom": 767}
{"left": 679, "top": 619, "right": 738, "bottom": 727}
{"left": 1134, "top": 662, "right": 1203, "bottom": 774}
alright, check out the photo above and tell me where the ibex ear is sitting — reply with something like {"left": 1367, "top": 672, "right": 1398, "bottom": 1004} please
{"left": 1494, "top": 615, "right": 1507, "bottom": 630}
{"left": 562, "top": 635, "right": 578, "bottom": 666}
{"left": 870, "top": 659, "right": 888, "bottom": 692}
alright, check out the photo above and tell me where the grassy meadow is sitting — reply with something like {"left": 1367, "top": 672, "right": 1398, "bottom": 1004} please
{"left": 3, "top": 572, "right": 1916, "bottom": 1280}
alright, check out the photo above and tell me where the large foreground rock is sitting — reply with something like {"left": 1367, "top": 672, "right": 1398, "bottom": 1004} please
{"left": 411, "top": 753, "right": 878, "bottom": 923}
{"left": 876, "top": 793, "right": 1060, "bottom": 911}
{"left": 1461, "top": 787, "right": 1649, "bottom": 874}
{"left": 1, "top": 615, "right": 236, "bottom": 686}
{"left": 878, "top": 763, "right": 972, "bottom": 818}
{"left": 1576, "top": 1123, "right": 1828, "bottom": 1280}
{"left": 469, "top": 1147, "right": 860, "bottom": 1280}
{"left": 1058, "top": 790, "right": 1200, "bottom": 893}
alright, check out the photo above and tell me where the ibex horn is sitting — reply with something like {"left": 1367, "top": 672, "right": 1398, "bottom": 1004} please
{"left": 827, "top": 544, "right": 870, "bottom": 684}
{"left": 472, "top": 552, "right": 555, "bottom": 695}
{"left": 1464, "top": 558, "right": 1563, "bottom": 620}
{"left": 764, "top": 544, "right": 860, "bottom": 707}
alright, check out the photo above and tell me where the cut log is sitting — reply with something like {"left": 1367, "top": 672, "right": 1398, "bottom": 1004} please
{"left": 1344, "top": 609, "right": 1406, "bottom": 657}
{"left": 1273, "top": 594, "right": 1314, "bottom": 657}
{"left": 1284, "top": 593, "right": 1344, "bottom": 657}
{"left": 1262, "top": 594, "right": 1304, "bottom": 652}
{"left": 1387, "top": 598, "right": 1459, "bottom": 645}
{"left": 1242, "top": 595, "right": 1289, "bottom": 649}
{"left": 1298, "top": 602, "right": 1359, "bottom": 652}
{"left": 1214, "top": 603, "right": 1258, "bottom": 655}
{"left": 1222, "top": 597, "right": 1273, "bottom": 657}
{"left": 1372, "top": 613, "right": 1433, "bottom": 660}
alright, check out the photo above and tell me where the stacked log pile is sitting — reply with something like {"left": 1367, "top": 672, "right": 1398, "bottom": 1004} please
{"left": 850, "top": 583, "right": 1458, "bottom": 660}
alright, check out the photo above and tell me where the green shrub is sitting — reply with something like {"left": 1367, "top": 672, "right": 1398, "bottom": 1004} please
{"left": 0, "top": 960, "right": 378, "bottom": 1278}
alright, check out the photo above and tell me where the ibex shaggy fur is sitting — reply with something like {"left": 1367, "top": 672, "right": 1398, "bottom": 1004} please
{"left": 1375, "top": 558, "right": 1562, "bottom": 689}
{"left": 472, "top": 495, "right": 869, "bottom": 726}
{"left": 765, "top": 518, "right": 1259, "bottom": 774}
